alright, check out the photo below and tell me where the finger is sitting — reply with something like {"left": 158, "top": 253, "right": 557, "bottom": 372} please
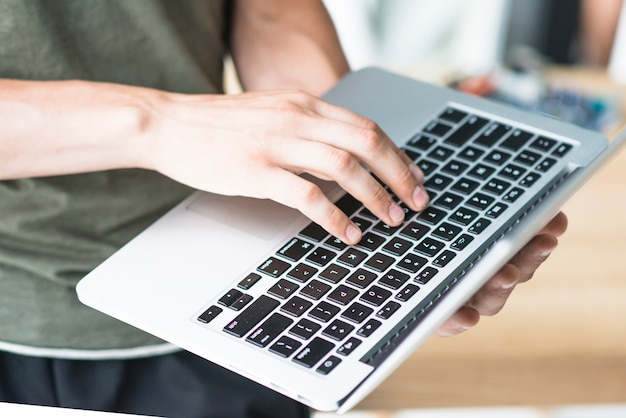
{"left": 268, "top": 136, "right": 408, "bottom": 228}
{"left": 436, "top": 306, "right": 480, "bottom": 337}
{"left": 506, "top": 233, "right": 559, "bottom": 284}
{"left": 261, "top": 168, "right": 363, "bottom": 245}
{"left": 538, "top": 211, "right": 568, "bottom": 237}
{"left": 466, "top": 263, "right": 521, "bottom": 316}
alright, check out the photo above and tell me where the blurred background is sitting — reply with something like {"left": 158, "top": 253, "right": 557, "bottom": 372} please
{"left": 313, "top": 0, "right": 626, "bottom": 417}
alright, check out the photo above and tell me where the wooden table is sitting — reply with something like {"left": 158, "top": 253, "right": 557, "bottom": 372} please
{"left": 357, "top": 68, "right": 626, "bottom": 410}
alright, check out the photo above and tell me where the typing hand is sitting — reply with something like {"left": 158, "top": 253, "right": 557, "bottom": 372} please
{"left": 146, "top": 89, "right": 428, "bottom": 244}
{"left": 436, "top": 211, "right": 568, "bottom": 337}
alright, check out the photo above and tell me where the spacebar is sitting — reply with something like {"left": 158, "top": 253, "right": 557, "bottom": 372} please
{"left": 223, "top": 295, "right": 280, "bottom": 338}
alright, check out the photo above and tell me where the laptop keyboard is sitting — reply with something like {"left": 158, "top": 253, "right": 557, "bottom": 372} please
{"left": 196, "top": 106, "right": 573, "bottom": 376}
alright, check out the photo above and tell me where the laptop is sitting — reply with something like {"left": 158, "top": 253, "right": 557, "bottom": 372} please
{"left": 76, "top": 67, "right": 626, "bottom": 413}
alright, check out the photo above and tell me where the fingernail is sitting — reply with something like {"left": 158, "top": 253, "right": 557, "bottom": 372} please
{"left": 389, "top": 202, "right": 405, "bottom": 224}
{"left": 408, "top": 162, "right": 424, "bottom": 182}
{"left": 346, "top": 224, "right": 362, "bottom": 244}
{"left": 540, "top": 246, "right": 557, "bottom": 258}
{"left": 413, "top": 185, "right": 429, "bottom": 209}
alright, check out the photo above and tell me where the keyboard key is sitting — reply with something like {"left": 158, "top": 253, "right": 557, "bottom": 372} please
{"left": 281, "top": 296, "right": 313, "bottom": 317}
{"left": 474, "top": 122, "right": 511, "bottom": 147}
{"left": 327, "top": 284, "right": 360, "bottom": 305}
{"left": 425, "top": 173, "right": 453, "bottom": 191}
{"left": 468, "top": 218, "right": 491, "bottom": 235}
{"left": 442, "top": 159, "right": 470, "bottom": 176}
{"left": 322, "top": 319, "right": 355, "bottom": 341}
{"left": 417, "top": 159, "right": 440, "bottom": 176}
{"left": 364, "top": 252, "right": 395, "bottom": 272}
{"left": 269, "top": 335, "right": 302, "bottom": 358}
{"left": 418, "top": 207, "right": 447, "bottom": 225}
{"left": 357, "top": 318, "right": 382, "bottom": 337}
{"left": 400, "top": 221, "right": 430, "bottom": 240}
{"left": 345, "top": 268, "right": 378, "bottom": 289}
{"left": 356, "top": 232, "right": 386, "bottom": 251}
{"left": 449, "top": 207, "right": 478, "bottom": 226}
{"left": 309, "top": 301, "right": 341, "bottom": 322}
{"left": 500, "top": 129, "right": 533, "bottom": 151}
{"left": 396, "top": 284, "right": 420, "bottom": 302}
{"left": 268, "top": 279, "right": 299, "bottom": 299}
{"left": 337, "top": 337, "right": 362, "bottom": 356}
{"left": 432, "top": 222, "right": 462, "bottom": 241}
{"left": 415, "top": 237, "right": 445, "bottom": 257}
{"left": 444, "top": 115, "right": 488, "bottom": 147}
{"left": 360, "top": 285, "right": 392, "bottom": 307}
{"left": 515, "top": 150, "right": 542, "bottom": 166}
{"left": 372, "top": 221, "right": 402, "bottom": 236}
{"left": 258, "top": 257, "right": 291, "bottom": 278}
{"left": 289, "top": 318, "right": 322, "bottom": 340}
{"left": 293, "top": 337, "right": 335, "bottom": 368}
{"left": 486, "top": 202, "right": 508, "bottom": 219}
{"left": 433, "top": 192, "right": 464, "bottom": 210}
{"left": 467, "top": 163, "right": 495, "bottom": 180}
{"left": 503, "top": 187, "right": 524, "bottom": 203}
{"left": 237, "top": 273, "right": 262, "bottom": 290}
{"left": 318, "top": 263, "right": 350, "bottom": 284}
{"left": 223, "top": 295, "right": 280, "bottom": 338}
{"left": 451, "top": 178, "right": 480, "bottom": 195}
{"left": 415, "top": 266, "right": 438, "bottom": 284}
{"left": 197, "top": 305, "right": 223, "bottom": 324}
{"left": 425, "top": 121, "right": 453, "bottom": 136}
{"left": 278, "top": 238, "right": 314, "bottom": 261}
{"left": 337, "top": 247, "right": 368, "bottom": 268}
{"left": 287, "top": 263, "right": 318, "bottom": 283}
{"left": 378, "top": 269, "right": 410, "bottom": 290}
{"left": 531, "top": 136, "right": 557, "bottom": 152}
{"left": 428, "top": 146, "right": 455, "bottom": 161}
{"left": 407, "top": 133, "right": 437, "bottom": 150}
{"left": 467, "top": 193, "right": 495, "bottom": 211}
{"left": 484, "top": 150, "right": 511, "bottom": 166}
{"left": 482, "top": 178, "right": 511, "bottom": 195}
{"left": 458, "top": 145, "right": 484, "bottom": 162}
{"left": 299, "top": 222, "right": 328, "bottom": 242}
{"left": 352, "top": 216, "right": 373, "bottom": 231}
{"left": 342, "top": 302, "right": 374, "bottom": 324}
{"left": 300, "top": 279, "right": 332, "bottom": 300}
{"left": 324, "top": 236, "right": 347, "bottom": 251}
{"left": 230, "top": 294, "right": 254, "bottom": 311}
{"left": 247, "top": 313, "right": 293, "bottom": 347}
{"left": 316, "top": 355, "right": 342, "bottom": 375}
{"left": 451, "top": 234, "right": 474, "bottom": 251}
{"left": 536, "top": 157, "right": 557, "bottom": 172}
{"left": 382, "top": 236, "right": 412, "bottom": 256}
{"left": 519, "top": 172, "right": 542, "bottom": 188}
{"left": 552, "top": 143, "right": 573, "bottom": 157}
{"left": 433, "top": 250, "right": 456, "bottom": 268}
{"left": 376, "top": 301, "right": 402, "bottom": 320}
{"left": 439, "top": 107, "right": 468, "bottom": 123}
{"left": 397, "top": 253, "right": 428, "bottom": 274}
{"left": 218, "top": 289, "right": 243, "bottom": 307}
{"left": 499, "top": 163, "right": 526, "bottom": 181}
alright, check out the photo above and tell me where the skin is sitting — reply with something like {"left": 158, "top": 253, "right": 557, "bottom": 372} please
{"left": 0, "top": 0, "right": 566, "bottom": 336}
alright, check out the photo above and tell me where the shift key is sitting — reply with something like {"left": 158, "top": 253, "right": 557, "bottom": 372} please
{"left": 223, "top": 295, "right": 280, "bottom": 338}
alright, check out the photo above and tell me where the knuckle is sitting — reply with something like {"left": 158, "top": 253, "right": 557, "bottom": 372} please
{"left": 327, "top": 148, "right": 355, "bottom": 172}
{"left": 357, "top": 126, "right": 384, "bottom": 152}
{"left": 295, "top": 181, "right": 323, "bottom": 206}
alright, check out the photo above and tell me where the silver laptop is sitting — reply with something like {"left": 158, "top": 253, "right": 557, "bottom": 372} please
{"left": 77, "top": 67, "right": 625, "bottom": 413}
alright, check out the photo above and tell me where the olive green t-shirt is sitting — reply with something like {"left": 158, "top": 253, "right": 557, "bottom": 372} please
{"left": 0, "top": 0, "right": 227, "bottom": 352}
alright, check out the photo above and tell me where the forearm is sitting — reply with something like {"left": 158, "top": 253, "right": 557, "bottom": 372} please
{"left": 0, "top": 78, "right": 156, "bottom": 179}
{"left": 230, "top": 0, "right": 350, "bottom": 95}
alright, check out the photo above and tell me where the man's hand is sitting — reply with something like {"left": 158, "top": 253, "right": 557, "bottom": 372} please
{"left": 436, "top": 211, "right": 569, "bottom": 337}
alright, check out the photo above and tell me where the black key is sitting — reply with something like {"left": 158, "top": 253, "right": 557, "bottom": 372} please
{"left": 400, "top": 221, "right": 430, "bottom": 240}
{"left": 299, "top": 222, "right": 328, "bottom": 242}
{"left": 396, "top": 284, "right": 420, "bottom": 302}
{"left": 500, "top": 129, "right": 533, "bottom": 151}
{"left": 458, "top": 146, "right": 484, "bottom": 162}
{"left": 376, "top": 301, "right": 401, "bottom": 320}
{"left": 300, "top": 279, "right": 332, "bottom": 300}
{"left": 552, "top": 143, "right": 573, "bottom": 157}
{"left": 289, "top": 318, "right": 322, "bottom": 340}
{"left": 287, "top": 263, "right": 318, "bottom": 283}
{"left": 433, "top": 250, "right": 456, "bottom": 268}
{"left": 397, "top": 253, "right": 428, "bottom": 274}
{"left": 305, "top": 247, "right": 336, "bottom": 267}
{"left": 337, "top": 337, "right": 362, "bottom": 356}
{"left": 357, "top": 319, "right": 382, "bottom": 337}
{"left": 358, "top": 207, "right": 378, "bottom": 220}
{"left": 486, "top": 202, "right": 508, "bottom": 219}
{"left": 468, "top": 218, "right": 491, "bottom": 235}
{"left": 309, "top": 301, "right": 341, "bottom": 323}
{"left": 474, "top": 122, "right": 511, "bottom": 147}
{"left": 415, "top": 267, "right": 438, "bottom": 284}
{"left": 433, "top": 192, "right": 464, "bottom": 210}
{"left": 467, "top": 163, "right": 495, "bottom": 180}
{"left": 484, "top": 150, "right": 511, "bottom": 166}
{"left": 404, "top": 147, "right": 421, "bottom": 162}
{"left": 268, "top": 279, "right": 299, "bottom": 300}
{"left": 519, "top": 172, "right": 541, "bottom": 188}
{"left": 197, "top": 305, "right": 223, "bottom": 324}
{"left": 356, "top": 232, "right": 386, "bottom": 251}
{"left": 318, "top": 263, "right": 350, "bottom": 284}
{"left": 324, "top": 236, "right": 347, "bottom": 251}
{"left": 247, "top": 313, "right": 293, "bottom": 347}
{"left": 352, "top": 216, "right": 373, "bottom": 231}
{"left": 335, "top": 193, "right": 362, "bottom": 217}
{"left": 281, "top": 295, "right": 313, "bottom": 317}
{"left": 237, "top": 273, "right": 262, "bottom": 290}
{"left": 482, "top": 178, "right": 511, "bottom": 195}
{"left": 316, "top": 355, "right": 342, "bottom": 375}
{"left": 425, "top": 173, "right": 453, "bottom": 191}
{"left": 223, "top": 295, "right": 280, "bottom": 338}
{"left": 258, "top": 257, "right": 291, "bottom": 278}
{"left": 442, "top": 159, "right": 470, "bottom": 176}
{"left": 293, "top": 337, "right": 335, "bottom": 368}
{"left": 425, "top": 121, "right": 453, "bottom": 136}
{"left": 503, "top": 187, "right": 524, "bottom": 203}
{"left": 499, "top": 164, "right": 526, "bottom": 181}
{"left": 322, "top": 319, "right": 355, "bottom": 341}
{"left": 418, "top": 207, "right": 447, "bottom": 225}
{"left": 378, "top": 269, "right": 410, "bottom": 290}
{"left": 372, "top": 221, "right": 402, "bottom": 236}
{"left": 382, "top": 237, "right": 412, "bottom": 256}
{"left": 467, "top": 193, "right": 495, "bottom": 211}
{"left": 360, "top": 285, "right": 392, "bottom": 307}
{"left": 269, "top": 335, "right": 302, "bottom": 358}
{"left": 531, "top": 136, "right": 557, "bottom": 152}
{"left": 407, "top": 133, "right": 437, "bottom": 150}
{"left": 364, "top": 252, "right": 395, "bottom": 272}
{"left": 444, "top": 115, "right": 489, "bottom": 147}
{"left": 515, "top": 150, "right": 542, "bottom": 166}
{"left": 230, "top": 294, "right": 254, "bottom": 311}
{"left": 278, "top": 238, "right": 314, "bottom": 262}
{"left": 415, "top": 237, "right": 445, "bottom": 257}
{"left": 428, "top": 146, "right": 455, "bottom": 161}
{"left": 218, "top": 289, "right": 243, "bottom": 307}
{"left": 345, "top": 268, "right": 378, "bottom": 289}
{"left": 417, "top": 159, "right": 440, "bottom": 176}
{"left": 327, "top": 284, "right": 359, "bottom": 306}
{"left": 439, "top": 107, "right": 468, "bottom": 123}
{"left": 337, "top": 247, "right": 368, "bottom": 268}
{"left": 536, "top": 157, "right": 557, "bottom": 172}
{"left": 341, "top": 302, "right": 374, "bottom": 324}
{"left": 432, "top": 222, "right": 462, "bottom": 241}
{"left": 449, "top": 207, "right": 478, "bottom": 226}
{"left": 451, "top": 178, "right": 480, "bottom": 195}
{"left": 451, "top": 234, "right": 474, "bottom": 251}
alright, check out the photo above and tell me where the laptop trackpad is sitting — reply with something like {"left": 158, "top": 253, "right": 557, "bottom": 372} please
{"left": 186, "top": 192, "right": 302, "bottom": 241}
